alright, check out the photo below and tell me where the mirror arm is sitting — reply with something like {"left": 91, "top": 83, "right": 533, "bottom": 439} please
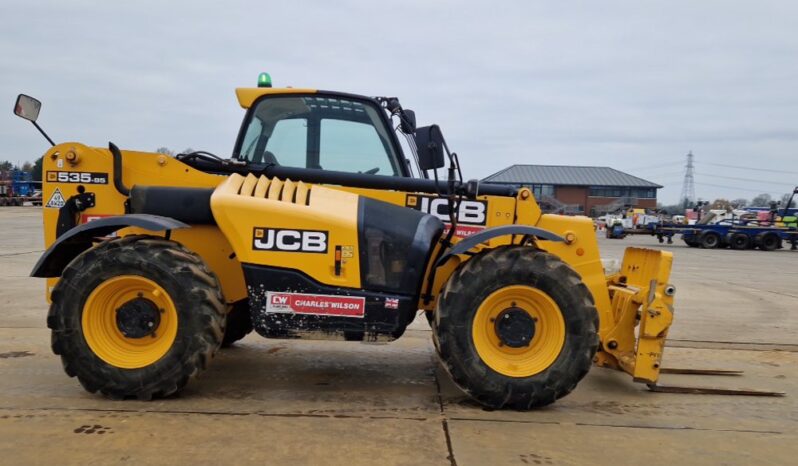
{"left": 32, "top": 121, "right": 55, "bottom": 147}
{"left": 402, "top": 132, "right": 425, "bottom": 179}
{"left": 451, "top": 152, "right": 463, "bottom": 183}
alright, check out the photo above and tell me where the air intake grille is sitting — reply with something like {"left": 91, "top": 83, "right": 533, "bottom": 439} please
{"left": 236, "top": 174, "right": 310, "bottom": 205}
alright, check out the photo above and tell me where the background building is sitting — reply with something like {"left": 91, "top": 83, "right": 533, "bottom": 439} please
{"left": 482, "top": 165, "right": 661, "bottom": 216}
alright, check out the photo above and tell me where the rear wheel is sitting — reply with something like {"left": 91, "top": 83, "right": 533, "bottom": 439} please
{"left": 759, "top": 233, "right": 781, "bottom": 251}
{"left": 700, "top": 232, "right": 721, "bottom": 249}
{"left": 48, "top": 236, "right": 226, "bottom": 400}
{"left": 433, "top": 246, "right": 598, "bottom": 410}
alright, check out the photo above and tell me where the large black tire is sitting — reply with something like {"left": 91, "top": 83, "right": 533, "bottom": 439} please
{"left": 758, "top": 233, "right": 781, "bottom": 251}
{"left": 729, "top": 233, "right": 750, "bottom": 250}
{"left": 433, "top": 246, "right": 599, "bottom": 410}
{"left": 683, "top": 236, "right": 699, "bottom": 247}
{"left": 48, "top": 236, "right": 226, "bottom": 400}
{"left": 700, "top": 232, "right": 721, "bottom": 249}
{"left": 222, "top": 300, "right": 254, "bottom": 347}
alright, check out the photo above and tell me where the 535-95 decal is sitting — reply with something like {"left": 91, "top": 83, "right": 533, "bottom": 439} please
{"left": 46, "top": 171, "right": 108, "bottom": 184}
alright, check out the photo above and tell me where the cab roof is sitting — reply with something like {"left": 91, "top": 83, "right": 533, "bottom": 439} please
{"left": 235, "top": 88, "right": 386, "bottom": 110}
{"left": 235, "top": 88, "right": 318, "bottom": 109}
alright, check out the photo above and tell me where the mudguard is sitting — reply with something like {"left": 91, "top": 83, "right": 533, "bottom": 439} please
{"left": 436, "top": 224, "right": 565, "bottom": 266}
{"left": 30, "top": 214, "right": 189, "bottom": 278}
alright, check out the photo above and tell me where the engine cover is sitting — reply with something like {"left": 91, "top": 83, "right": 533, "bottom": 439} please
{"left": 211, "top": 174, "right": 443, "bottom": 340}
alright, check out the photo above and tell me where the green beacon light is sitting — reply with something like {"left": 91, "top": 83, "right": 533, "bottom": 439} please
{"left": 257, "top": 72, "right": 272, "bottom": 88}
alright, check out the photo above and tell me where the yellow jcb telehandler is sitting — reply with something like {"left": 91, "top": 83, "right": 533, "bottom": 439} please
{"left": 14, "top": 77, "right": 688, "bottom": 409}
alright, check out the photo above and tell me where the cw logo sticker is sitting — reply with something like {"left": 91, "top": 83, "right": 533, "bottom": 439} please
{"left": 271, "top": 294, "right": 289, "bottom": 305}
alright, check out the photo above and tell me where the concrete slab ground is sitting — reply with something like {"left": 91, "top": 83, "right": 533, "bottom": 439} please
{"left": 0, "top": 207, "right": 796, "bottom": 465}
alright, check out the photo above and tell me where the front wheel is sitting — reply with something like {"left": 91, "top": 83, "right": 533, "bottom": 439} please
{"left": 48, "top": 236, "right": 226, "bottom": 400}
{"left": 433, "top": 246, "right": 599, "bottom": 410}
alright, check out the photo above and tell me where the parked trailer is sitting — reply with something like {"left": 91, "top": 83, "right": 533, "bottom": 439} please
{"left": 652, "top": 187, "right": 798, "bottom": 251}
{"left": 603, "top": 210, "right": 661, "bottom": 240}
{"left": 0, "top": 170, "right": 41, "bottom": 206}
{"left": 0, "top": 187, "right": 41, "bottom": 206}
{"left": 654, "top": 223, "right": 798, "bottom": 251}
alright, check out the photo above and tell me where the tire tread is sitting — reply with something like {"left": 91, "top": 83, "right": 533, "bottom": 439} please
{"left": 48, "top": 235, "right": 225, "bottom": 400}
{"left": 433, "top": 246, "right": 599, "bottom": 410}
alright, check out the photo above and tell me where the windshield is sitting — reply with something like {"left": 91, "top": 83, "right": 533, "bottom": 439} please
{"left": 237, "top": 95, "right": 401, "bottom": 176}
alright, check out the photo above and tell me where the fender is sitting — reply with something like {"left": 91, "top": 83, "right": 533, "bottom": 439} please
{"left": 31, "top": 214, "right": 189, "bottom": 278}
{"left": 436, "top": 224, "right": 565, "bottom": 266}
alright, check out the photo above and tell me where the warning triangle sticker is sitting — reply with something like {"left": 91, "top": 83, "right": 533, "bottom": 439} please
{"left": 45, "top": 188, "right": 66, "bottom": 209}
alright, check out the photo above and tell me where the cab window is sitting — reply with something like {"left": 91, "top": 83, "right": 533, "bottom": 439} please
{"left": 238, "top": 95, "right": 400, "bottom": 176}
{"left": 265, "top": 118, "right": 307, "bottom": 167}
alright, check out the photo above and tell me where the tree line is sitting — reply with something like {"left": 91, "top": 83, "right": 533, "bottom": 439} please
{"left": 659, "top": 192, "right": 796, "bottom": 214}
{"left": 0, "top": 158, "right": 43, "bottom": 181}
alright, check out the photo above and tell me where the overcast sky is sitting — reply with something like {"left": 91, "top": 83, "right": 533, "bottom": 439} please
{"left": 2, "top": 0, "right": 797, "bottom": 203}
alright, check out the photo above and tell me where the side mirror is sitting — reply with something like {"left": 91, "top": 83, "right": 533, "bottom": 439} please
{"left": 399, "top": 109, "right": 416, "bottom": 134}
{"left": 414, "top": 125, "right": 446, "bottom": 171}
{"left": 14, "top": 94, "right": 41, "bottom": 122}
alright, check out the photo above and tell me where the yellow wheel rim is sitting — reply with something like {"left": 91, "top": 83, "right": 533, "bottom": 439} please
{"left": 82, "top": 275, "right": 178, "bottom": 369}
{"left": 472, "top": 285, "right": 565, "bottom": 378}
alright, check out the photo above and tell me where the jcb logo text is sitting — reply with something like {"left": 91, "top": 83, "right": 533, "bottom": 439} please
{"left": 406, "top": 195, "right": 487, "bottom": 225}
{"left": 253, "top": 228, "right": 328, "bottom": 253}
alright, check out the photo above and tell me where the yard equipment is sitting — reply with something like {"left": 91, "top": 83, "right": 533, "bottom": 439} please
{"left": 605, "top": 219, "right": 627, "bottom": 239}
{"left": 0, "top": 169, "right": 41, "bottom": 206}
{"left": 13, "top": 83, "right": 773, "bottom": 408}
{"left": 652, "top": 189, "right": 798, "bottom": 251}
{"left": 651, "top": 191, "right": 798, "bottom": 250}
{"left": 602, "top": 208, "right": 661, "bottom": 240}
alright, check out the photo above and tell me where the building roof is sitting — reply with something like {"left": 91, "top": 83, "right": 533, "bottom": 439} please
{"left": 483, "top": 164, "right": 662, "bottom": 188}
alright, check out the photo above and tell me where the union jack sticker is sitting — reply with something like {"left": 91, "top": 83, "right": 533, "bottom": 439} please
{"left": 384, "top": 298, "right": 399, "bottom": 310}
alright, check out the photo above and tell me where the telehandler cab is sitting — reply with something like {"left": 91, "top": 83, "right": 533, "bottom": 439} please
{"left": 15, "top": 78, "right": 681, "bottom": 409}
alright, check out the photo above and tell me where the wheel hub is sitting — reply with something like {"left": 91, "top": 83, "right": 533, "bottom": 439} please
{"left": 494, "top": 307, "right": 536, "bottom": 348}
{"left": 115, "top": 297, "right": 161, "bottom": 339}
